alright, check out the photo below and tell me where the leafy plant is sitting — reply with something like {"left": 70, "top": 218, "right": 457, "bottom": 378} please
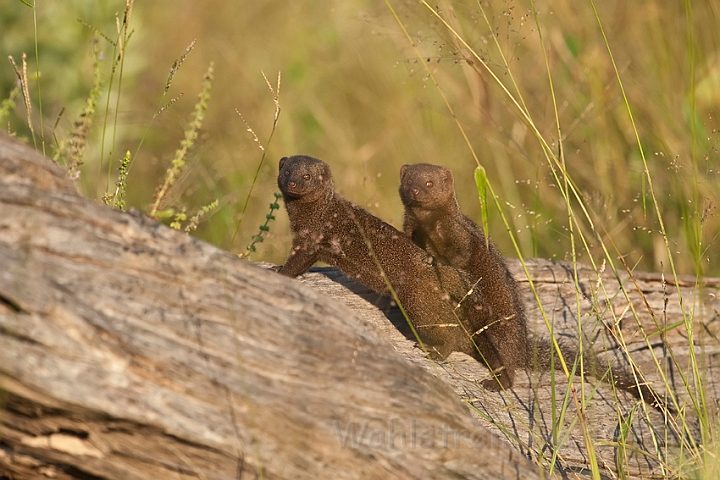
{"left": 149, "top": 62, "right": 214, "bottom": 219}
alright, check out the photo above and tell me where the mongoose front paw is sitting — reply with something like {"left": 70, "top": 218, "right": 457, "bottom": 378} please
{"left": 415, "top": 344, "right": 448, "bottom": 362}
{"left": 480, "top": 370, "right": 512, "bottom": 392}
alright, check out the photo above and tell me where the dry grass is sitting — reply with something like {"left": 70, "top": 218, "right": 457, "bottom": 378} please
{"left": 2, "top": 1, "right": 719, "bottom": 477}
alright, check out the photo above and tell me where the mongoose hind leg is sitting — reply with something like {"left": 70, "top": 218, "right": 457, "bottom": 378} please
{"left": 470, "top": 335, "right": 516, "bottom": 391}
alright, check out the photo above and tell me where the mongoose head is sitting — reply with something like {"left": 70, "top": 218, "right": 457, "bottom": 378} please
{"left": 278, "top": 155, "right": 333, "bottom": 203}
{"left": 399, "top": 163, "right": 456, "bottom": 210}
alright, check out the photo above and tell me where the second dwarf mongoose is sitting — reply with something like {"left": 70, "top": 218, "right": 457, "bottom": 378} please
{"left": 399, "top": 163, "right": 672, "bottom": 412}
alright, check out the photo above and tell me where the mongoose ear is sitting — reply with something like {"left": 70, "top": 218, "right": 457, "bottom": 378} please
{"left": 444, "top": 168, "right": 455, "bottom": 186}
{"left": 279, "top": 157, "right": 289, "bottom": 171}
{"left": 400, "top": 164, "right": 409, "bottom": 178}
{"left": 321, "top": 163, "right": 332, "bottom": 182}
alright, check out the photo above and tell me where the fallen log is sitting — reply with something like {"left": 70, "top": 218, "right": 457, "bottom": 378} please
{"left": 0, "top": 131, "right": 537, "bottom": 479}
{"left": 1, "top": 131, "right": 718, "bottom": 479}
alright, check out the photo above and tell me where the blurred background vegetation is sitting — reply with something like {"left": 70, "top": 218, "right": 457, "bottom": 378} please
{"left": 2, "top": 0, "right": 719, "bottom": 277}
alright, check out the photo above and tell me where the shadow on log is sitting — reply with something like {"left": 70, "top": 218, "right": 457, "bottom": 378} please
{"left": 1, "top": 131, "right": 719, "bottom": 479}
{"left": 304, "top": 261, "right": 720, "bottom": 477}
{"left": 0, "top": 132, "right": 537, "bottom": 478}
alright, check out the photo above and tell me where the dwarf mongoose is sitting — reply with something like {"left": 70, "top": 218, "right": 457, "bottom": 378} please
{"left": 277, "top": 155, "right": 529, "bottom": 390}
{"left": 399, "top": 163, "right": 672, "bottom": 412}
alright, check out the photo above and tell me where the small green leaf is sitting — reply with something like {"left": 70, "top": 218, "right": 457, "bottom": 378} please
{"left": 564, "top": 34, "right": 580, "bottom": 58}
{"left": 155, "top": 208, "right": 176, "bottom": 219}
{"left": 474, "top": 166, "right": 490, "bottom": 249}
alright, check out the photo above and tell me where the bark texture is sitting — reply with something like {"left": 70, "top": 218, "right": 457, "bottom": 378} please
{"left": 0, "top": 132, "right": 536, "bottom": 479}
{"left": 1, "top": 131, "right": 718, "bottom": 479}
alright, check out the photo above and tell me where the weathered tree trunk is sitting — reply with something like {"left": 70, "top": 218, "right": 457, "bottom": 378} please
{"left": 0, "top": 131, "right": 538, "bottom": 479}
{"left": 300, "top": 261, "right": 720, "bottom": 478}
{"left": 1, "top": 131, "right": 718, "bottom": 479}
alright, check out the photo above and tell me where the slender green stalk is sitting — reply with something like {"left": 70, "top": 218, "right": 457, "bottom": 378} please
{"left": 228, "top": 71, "right": 282, "bottom": 251}
{"left": 385, "top": 2, "right": 707, "bottom": 476}
{"left": 96, "top": 1, "right": 134, "bottom": 192}
{"left": 31, "top": 0, "right": 45, "bottom": 155}
{"left": 97, "top": 25, "right": 119, "bottom": 185}
{"left": 588, "top": 0, "right": 708, "bottom": 438}
{"left": 528, "top": 1, "right": 600, "bottom": 476}
{"left": 107, "top": 3, "right": 134, "bottom": 188}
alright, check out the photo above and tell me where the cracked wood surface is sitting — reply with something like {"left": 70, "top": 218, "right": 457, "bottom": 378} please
{"left": 301, "top": 260, "right": 719, "bottom": 478}
{"left": 0, "top": 131, "right": 536, "bottom": 479}
{"left": 1, "top": 131, "right": 719, "bottom": 479}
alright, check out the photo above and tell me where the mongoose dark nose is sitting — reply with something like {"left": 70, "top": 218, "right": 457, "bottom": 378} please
{"left": 288, "top": 181, "right": 297, "bottom": 189}
{"left": 412, "top": 188, "right": 419, "bottom": 196}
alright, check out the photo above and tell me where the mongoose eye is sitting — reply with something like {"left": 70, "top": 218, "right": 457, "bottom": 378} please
{"left": 284, "top": 170, "right": 289, "bottom": 176}
{"left": 406, "top": 179, "right": 413, "bottom": 185}
{"left": 303, "top": 174, "right": 311, "bottom": 180}
{"left": 426, "top": 181, "right": 433, "bottom": 188}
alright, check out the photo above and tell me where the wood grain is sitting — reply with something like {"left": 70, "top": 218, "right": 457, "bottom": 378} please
{"left": 0, "top": 131, "right": 537, "bottom": 479}
{"left": 1, "top": 131, "right": 718, "bottom": 479}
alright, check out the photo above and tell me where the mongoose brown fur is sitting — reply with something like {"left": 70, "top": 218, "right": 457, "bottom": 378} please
{"left": 277, "top": 155, "right": 528, "bottom": 391}
{"left": 399, "top": 163, "right": 673, "bottom": 412}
